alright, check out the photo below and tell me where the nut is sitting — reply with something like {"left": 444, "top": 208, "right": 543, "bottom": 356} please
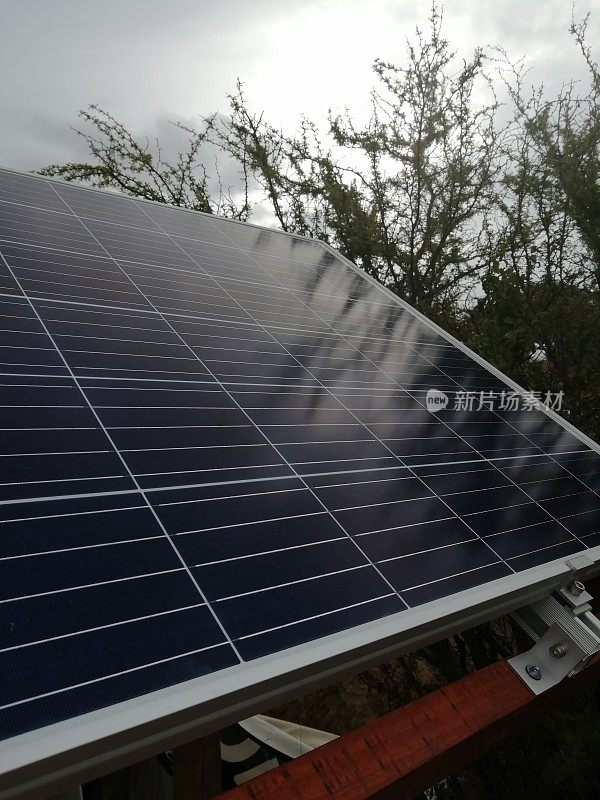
{"left": 569, "top": 580, "right": 585, "bottom": 597}
{"left": 549, "top": 643, "right": 568, "bottom": 659}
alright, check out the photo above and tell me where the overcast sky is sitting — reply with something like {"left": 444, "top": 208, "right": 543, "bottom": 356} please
{"left": 1, "top": 0, "right": 598, "bottom": 176}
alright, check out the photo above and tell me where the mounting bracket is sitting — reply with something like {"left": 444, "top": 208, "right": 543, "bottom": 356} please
{"left": 508, "top": 556, "right": 600, "bottom": 694}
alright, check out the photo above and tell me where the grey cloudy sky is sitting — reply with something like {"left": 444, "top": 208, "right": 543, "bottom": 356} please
{"left": 1, "top": 0, "right": 598, "bottom": 174}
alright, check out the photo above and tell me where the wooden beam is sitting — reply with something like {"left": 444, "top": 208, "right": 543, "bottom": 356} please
{"left": 172, "top": 732, "right": 221, "bottom": 800}
{"left": 214, "top": 654, "right": 600, "bottom": 800}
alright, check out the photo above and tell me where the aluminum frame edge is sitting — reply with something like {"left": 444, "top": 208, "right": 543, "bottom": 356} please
{"left": 4, "top": 549, "right": 600, "bottom": 800}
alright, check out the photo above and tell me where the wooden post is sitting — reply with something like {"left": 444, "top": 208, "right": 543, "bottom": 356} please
{"left": 172, "top": 732, "right": 221, "bottom": 800}
{"left": 213, "top": 654, "right": 600, "bottom": 800}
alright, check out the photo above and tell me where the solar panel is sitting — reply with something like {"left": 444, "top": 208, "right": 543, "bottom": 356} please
{"left": 1, "top": 167, "right": 600, "bottom": 796}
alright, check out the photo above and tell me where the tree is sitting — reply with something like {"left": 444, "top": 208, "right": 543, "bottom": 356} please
{"left": 497, "top": 13, "right": 600, "bottom": 288}
{"left": 466, "top": 270, "right": 600, "bottom": 440}
{"left": 40, "top": 106, "right": 222, "bottom": 214}
{"left": 460, "top": 15, "right": 600, "bottom": 442}
{"left": 41, "top": 6, "right": 504, "bottom": 327}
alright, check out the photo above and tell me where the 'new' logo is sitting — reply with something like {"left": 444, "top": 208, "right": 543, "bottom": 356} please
{"left": 426, "top": 389, "right": 449, "bottom": 412}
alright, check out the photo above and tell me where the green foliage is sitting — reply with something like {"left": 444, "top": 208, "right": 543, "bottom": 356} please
{"left": 464, "top": 270, "right": 600, "bottom": 440}
{"left": 213, "top": 6, "right": 503, "bottom": 326}
{"left": 39, "top": 106, "right": 216, "bottom": 212}
{"left": 530, "top": 15, "right": 600, "bottom": 286}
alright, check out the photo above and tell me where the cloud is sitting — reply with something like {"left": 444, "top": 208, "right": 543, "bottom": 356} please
{"left": 1, "top": 0, "right": 597, "bottom": 178}
{"left": 0, "top": 109, "right": 91, "bottom": 171}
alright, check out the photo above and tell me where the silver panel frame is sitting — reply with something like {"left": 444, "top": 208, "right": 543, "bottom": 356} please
{"left": 1, "top": 167, "right": 600, "bottom": 799}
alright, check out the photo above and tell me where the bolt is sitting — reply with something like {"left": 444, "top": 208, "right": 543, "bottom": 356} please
{"left": 569, "top": 580, "right": 585, "bottom": 597}
{"left": 525, "top": 664, "right": 542, "bottom": 681}
{"left": 549, "top": 643, "right": 568, "bottom": 659}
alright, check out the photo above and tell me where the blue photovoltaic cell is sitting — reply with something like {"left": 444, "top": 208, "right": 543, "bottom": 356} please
{"left": 0, "top": 167, "right": 599, "bottom": 743}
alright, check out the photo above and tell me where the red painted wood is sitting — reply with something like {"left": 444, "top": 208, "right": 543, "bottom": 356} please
{"left": 214, "top": 655, "right": 600, "bottom": 800}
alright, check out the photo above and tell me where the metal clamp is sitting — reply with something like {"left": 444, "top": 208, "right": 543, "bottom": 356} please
{"left": 508, "top": 556, "right": 600, "bottom": 694}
